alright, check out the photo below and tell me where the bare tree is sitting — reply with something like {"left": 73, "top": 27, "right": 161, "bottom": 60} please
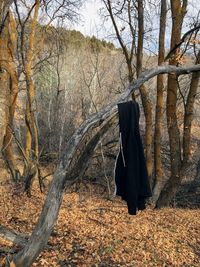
{"left": 0, "top": 2, "right": 21, "bottom": 181}
{"left": 102, "top": 0, "right": 153, "bottom": 181}
{"left": 183, "top": 50, "right": 200, "bottom": 164}
{"left": 152, "top": 0, "right": 167, "bottom": 202}
{"left": 136, "top": 0, "right": 153, "bottom": 182}
{"left": 0, "top": 0, "right": 83, "bottom": 192}
{"left": 5, "top": 64, "right": 199, "bottom": 267}
{"left": 156, "top": 0, "right": 188, "bottom": 207}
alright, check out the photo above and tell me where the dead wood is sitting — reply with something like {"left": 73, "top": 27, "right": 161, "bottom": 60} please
{"left": 8, "top": 64, "right": 200, "bottom": 267}
{"left": 0, "top": 225, "right": 28, "bottom": 247}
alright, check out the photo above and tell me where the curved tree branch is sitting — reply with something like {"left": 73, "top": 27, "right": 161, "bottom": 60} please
{"left": 11, "top": 64, "right": 200, "bottom": 267}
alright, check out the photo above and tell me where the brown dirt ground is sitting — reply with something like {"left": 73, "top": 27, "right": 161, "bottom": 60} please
{"left": 0, "top": 171, "right": 200, "bottom": 267}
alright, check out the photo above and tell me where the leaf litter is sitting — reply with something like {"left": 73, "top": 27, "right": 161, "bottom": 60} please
{"left": 0, "top": 176, "right": 200, "bottom": 267}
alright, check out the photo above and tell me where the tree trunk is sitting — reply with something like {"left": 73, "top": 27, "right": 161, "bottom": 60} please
{"left": 182, "top": 50, "right": 200, "bottom": 164}
{"left": 0, "top": 0, "right": 14, "bottom": 34}
{"left": 0, "top": 7, "right": 9, "bottom": 151}
{"left": 24, "top": 0, "right": 39, "bottom": 162}
{"left": 152, "top": 0, "right": 167, "bottom": 202}
{"left": 1, "top": 11, "right": 20, "bottom": 181}
{"left": 156, "top": 0, "right": 188, "bottom": 207}
{"left": 9, "top": 64, "right": 200, "bottom": 267}
{"left": 0, "top": 66, "right": 8, "bottom": 152}
{"left": 137, "top": 0, "right": 153, "bottom": 183}
{"left": 23, "top": 0, "right": 40, "bottom": 194}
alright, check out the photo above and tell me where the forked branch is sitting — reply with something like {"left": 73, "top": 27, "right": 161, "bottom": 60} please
{"left": 10, "top": 64, "right": 200, "bottom": 267}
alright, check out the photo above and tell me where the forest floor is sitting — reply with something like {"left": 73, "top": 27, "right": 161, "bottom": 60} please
{"left": 0, "top": 168, "right": 200, "bottom": 267}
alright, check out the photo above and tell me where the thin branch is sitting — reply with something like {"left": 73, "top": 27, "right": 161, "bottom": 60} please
{"left": 103, "top": 0, "right": 130, "bottom": 65}
{"left": 8, "top": 125, "right": 29, "bottom": 166}
{"left": 127, "top": 0, "right": 136, "bottom": 62}
{"left": 165, "top": 24, "right": 200, "bottom": 60}
{"left": 11, "top": 64, "right": 200, "bottom": 267}
{"left": 177, "top": 76, "right": 186, "bottom": 111}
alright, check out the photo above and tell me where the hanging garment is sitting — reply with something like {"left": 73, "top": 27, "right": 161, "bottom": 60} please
{"left": 114, "top": 101, "right": 152, "bottom": 215}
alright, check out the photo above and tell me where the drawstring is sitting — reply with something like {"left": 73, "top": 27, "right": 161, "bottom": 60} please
{"left": 120, "top": 132, "right": 126, "bottom": 167}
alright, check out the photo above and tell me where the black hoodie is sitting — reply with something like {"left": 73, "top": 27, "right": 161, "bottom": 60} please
{"left": 114, "top": 101, "right": 152, "bottom": 215}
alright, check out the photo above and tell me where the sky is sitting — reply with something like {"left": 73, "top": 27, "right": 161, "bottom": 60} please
{"left": 74, "top": 1, "right": 103, "bottom": 37}
{"left": 73, "top": 0, "right": 200, "bottom": 53}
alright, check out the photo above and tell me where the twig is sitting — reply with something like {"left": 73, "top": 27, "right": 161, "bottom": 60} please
{"left": 90, "top": 207, "right": 123, "bottom": 214}
{"left": 165, "top": 24, "right": 200, "bottom": 61}
{"left": 87, "top": 216, "right": 108, "bottom": 227}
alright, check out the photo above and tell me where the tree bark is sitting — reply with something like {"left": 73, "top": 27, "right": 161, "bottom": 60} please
{"left": 22, "top": 0, "right": 40, "bottom": 194}
{"left": 136, "top": 0, "right": 153, "bottom": 183}
{"left": 9, "top": 64, "right": 200, "bottom": 267}
{"left": 156, "top": 0, "right": 188, "bottom": 207}
{"left": 1, "top": 11, "right": 20, "bottom": 181}
{"left": 0, "top": 225, "right": 28, "bottom": 247}
{"left": 0, "top": 0, "right": 14, "bottom": 34}
{"left": 24, "top": 0, "right": 40, "bottom": 162}
{"left": 0, "top": 225, "right": 56, "bottom": 251}
{"left": 152, "top": 0, "right": 167, "bottom": 202}
{"left": 0, "top": 26, "right": 9, "bottom": 151}
{"left": 182, "top": 50, "right": 200, "bottom": 163}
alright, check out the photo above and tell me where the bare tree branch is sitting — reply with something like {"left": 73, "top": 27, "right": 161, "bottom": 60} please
{"left": 0, "top": 0, "right": 14, "bottom": 34}
{"left": 10, "top": 64, "right": 200, "bottom": 267}
{"left": 0, "top": 225, "right": 28, "bottom": 247}
{"left": 165, "top": 24, "right": 200, "bottom": 61}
